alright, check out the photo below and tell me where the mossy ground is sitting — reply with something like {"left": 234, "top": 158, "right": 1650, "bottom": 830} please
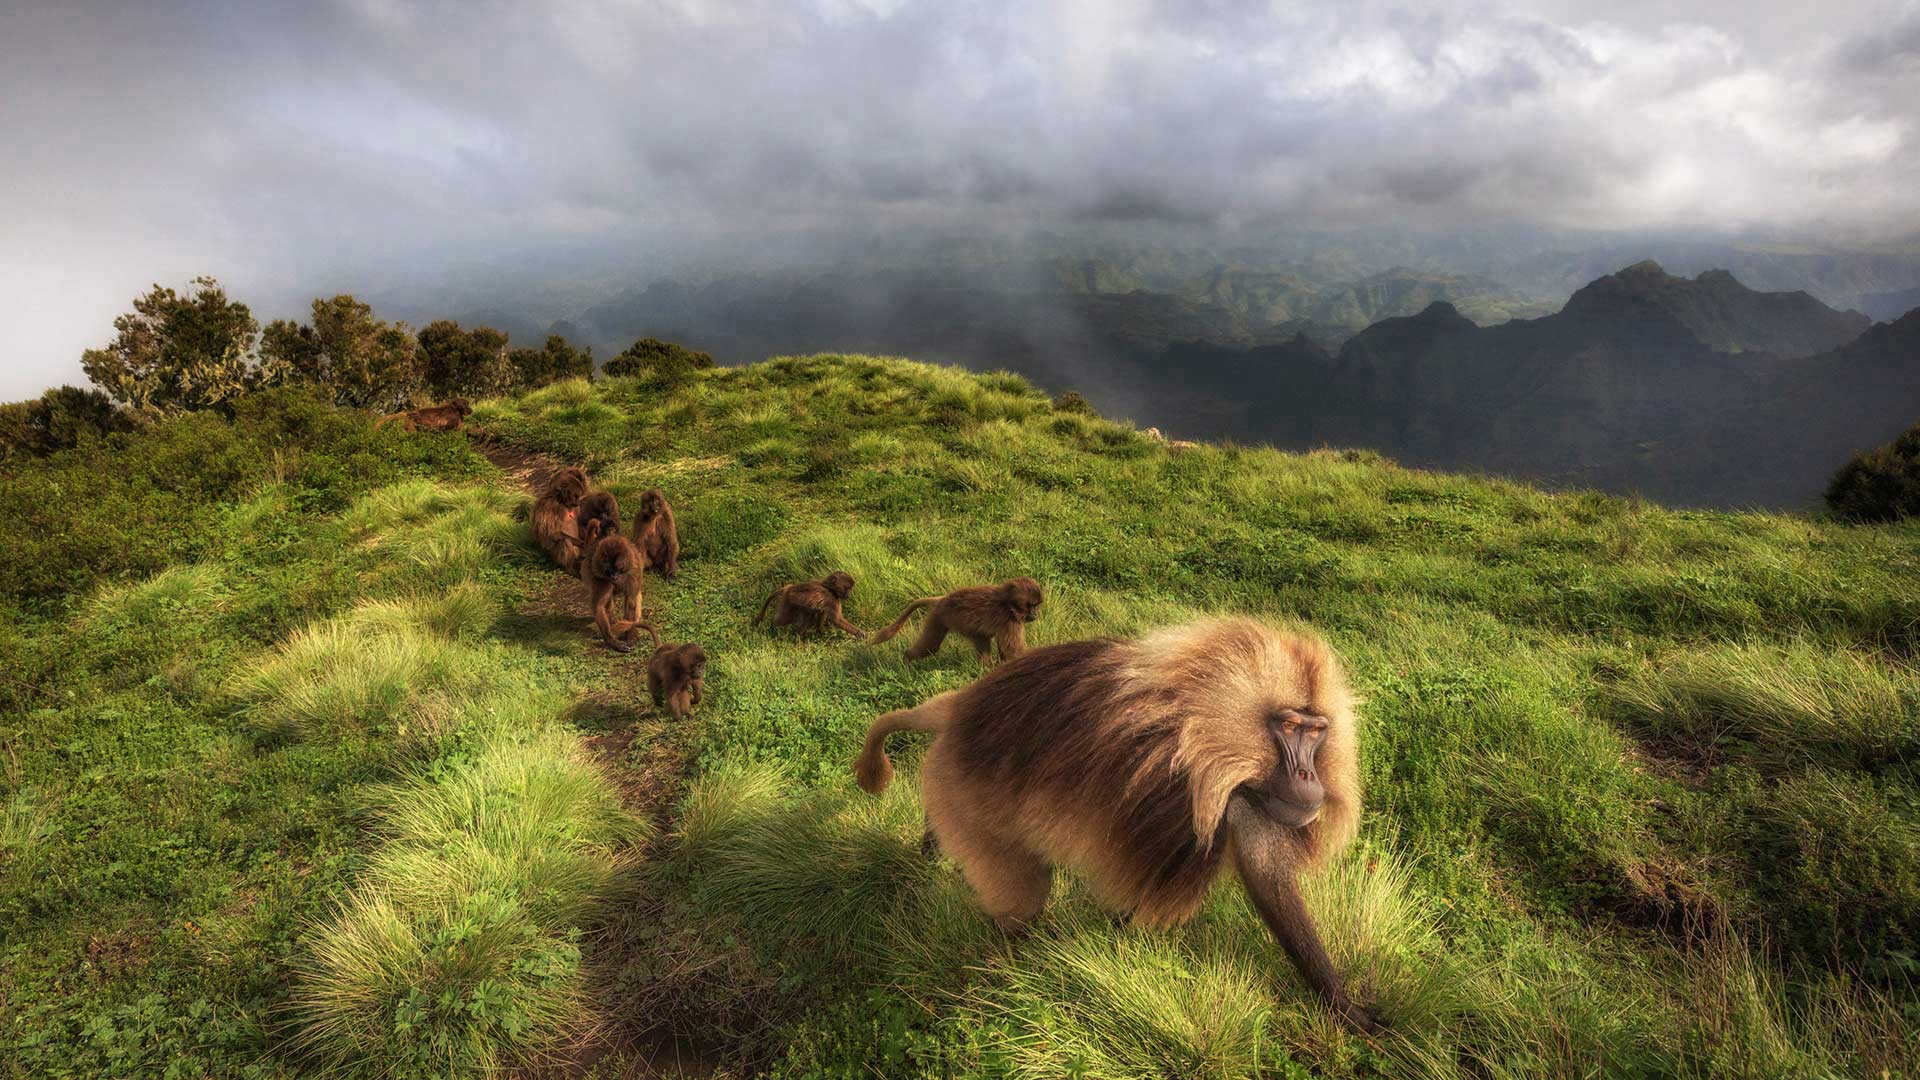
{"left": 3, "top": 354, "right": 1916, "bottom": 1078}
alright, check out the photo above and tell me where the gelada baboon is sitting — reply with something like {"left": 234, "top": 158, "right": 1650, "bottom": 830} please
{"left": 531, "top": 466, "right": 590, "bottom": 574}
{"left": 635, "top": 622, "right": 706, "bottom": 720}
{"left": 631, "top": 489, "right": 680, "bottom": 579}
{"left": 581, "top": 532, "right": 644, "bottom": 652}
{"left": 376, "top": 398, "right": 472, "bottom": 432}
{"left": 869, "top": 578, "right": 1042, "bottom": 665}
{"left": 752, "top": 571, "right": 863, "bottom": 638}
{"left": 577, "top": 490, "right": 620, "bottom": 547}
{"left": 854, "top": 618, "right": 1378, "bottom": 1033}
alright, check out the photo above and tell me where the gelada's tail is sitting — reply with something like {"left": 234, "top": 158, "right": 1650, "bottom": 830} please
{"left": 867, "top": 596, "right": 939, "bottom": 644}
{"left": 854, "top": 693, "right": 955, "bottom": 794}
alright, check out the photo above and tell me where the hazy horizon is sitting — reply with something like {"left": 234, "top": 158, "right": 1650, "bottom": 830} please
{"left": 6, "top": 0, "right": 1920, "bottom": 400}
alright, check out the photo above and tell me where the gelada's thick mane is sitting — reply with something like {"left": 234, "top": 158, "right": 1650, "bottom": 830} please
{"left": 955, "top": 618, "right": 1360, "bottom": 905}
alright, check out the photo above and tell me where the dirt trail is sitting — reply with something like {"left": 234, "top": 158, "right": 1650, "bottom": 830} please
{"left": 475, "top": 436, "right": 719, "bottom": 1078}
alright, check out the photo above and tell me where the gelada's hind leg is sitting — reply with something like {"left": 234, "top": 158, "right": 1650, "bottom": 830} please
{"left": 904, "top": 614, "right": 950, "bottom": 660}
{"left": 965, "top": 634, "right": 992, "bottom": 667}
{"left": 921, "top": 745, "right": 1051, "bottom": 933}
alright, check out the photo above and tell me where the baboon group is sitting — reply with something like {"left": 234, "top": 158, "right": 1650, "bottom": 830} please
{"left": 525, "top": 466, "right": 1381, "bottom": 1033}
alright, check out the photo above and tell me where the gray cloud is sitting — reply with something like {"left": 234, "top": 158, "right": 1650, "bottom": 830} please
{"left": 3, "top": 0, "right": 1918, "bottom": 398}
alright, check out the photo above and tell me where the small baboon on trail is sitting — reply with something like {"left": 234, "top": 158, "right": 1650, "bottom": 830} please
{"left": 636, "top": 621, "right": 706, "bottom": 720}
{"left": 869, "top": 578, "right": 1042, "bottom": 665}
{"left": 581, "top": 532, "right": 644, "bottom": 651}
{"left": 854, "top": 618, "right": 1379, "bottom": 1034}
{"left": 753, "top": 571, "right": 864, "bottom": 638}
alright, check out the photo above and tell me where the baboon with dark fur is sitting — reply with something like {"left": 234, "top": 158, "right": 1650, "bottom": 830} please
{"left": 531, "top": 466, "right": 590, "bottom": 574}
{"left": 869, "top": 578, "right": 1042, "bottom": 665}
{"left": 577, "top": 490, "right": 620, "bottom": 547}
{"left": 377, "top": 398, "right": 472, "bottom": 432}
{"left": 581, "top": 532, "right": 644, "bottom": 652}
{"left": 636, "top": 622, "right": 706, "bottom": 720}
{"left": 753, "top": 571, "right": 864, "bottom": 638}
{"left": 854, "top": 618, "right": 1379, "bottom": 1033}
{"left": 631, "top": 489, "right": 680, "bottom": 579}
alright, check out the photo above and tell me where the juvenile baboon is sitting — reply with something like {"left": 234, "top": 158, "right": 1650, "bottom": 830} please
{"left": 577, "top": 490, "right": 620, "bottom": 547}
{"left": 869, "top": 578, "right": 1042, "bottom": 665}
{"left": 531, "top": 466, "right": 590, "bottom": 574}
{"left": 636, "top": 622, "right": 706, "bottom": 720}
{"left": 581, "top": 532, "right": 644, "bottom": 651}
{"left": 377, "top": 398, "right": 472, "bottom": 432}
{"left": 853, "top": 618, "right": 1378, "bottom": 1033}
{"left": 631, "top": 489, "right": 680, "bottom": 579}
{"left": 752, "top": 571, "right": 864, "bottom": 638}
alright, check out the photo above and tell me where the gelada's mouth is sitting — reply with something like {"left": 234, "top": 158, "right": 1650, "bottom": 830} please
{"left": 1273, "top": 801, "right": 1322, "bottom": 828}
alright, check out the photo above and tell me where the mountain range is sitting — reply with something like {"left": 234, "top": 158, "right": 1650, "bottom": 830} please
{"left": 1136, "top": 262, "right": 1914, "bottom": 507}
{"left": 444, "top": 253, "right": 1916, "bottom": 509}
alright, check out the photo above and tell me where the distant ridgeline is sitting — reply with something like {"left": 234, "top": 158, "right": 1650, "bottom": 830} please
{"left": 561, "top": 260, "right": 1916, "bottom": 509}
{"left": 1140, "top": 262, "right": 1919, "bottom": 509}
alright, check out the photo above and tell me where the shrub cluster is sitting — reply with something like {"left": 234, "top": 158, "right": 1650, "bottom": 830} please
{"left": 3, "top": 278, "right": 612, "bottom": 459}
{"left": 602, "top": 337, "right": 714, "bottom": 385}
{"left": 0, "top": 384, "right": 130, "bottom": 460}
{"left": 0, "top": 387, "right": 483, "bottom": 613}
{"left": 1826, "top": 422, "right": 1920, "bottom": 522}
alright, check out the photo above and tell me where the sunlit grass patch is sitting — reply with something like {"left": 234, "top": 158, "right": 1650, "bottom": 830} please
{"left": 368, "top": 728, "right": 644, "bottom": 925}
{"left": 294, "top": 728, "right": 643, "bottom": 1074}
{"left": 1603, "top": 640, "right": 1919, "bottom": 771}
{"left": 292, "top": 891, "right": 588, "bottom": 1076}
{"left": 83, "top": 561, "right": 227, "bottom": 627}
{"left": 343, "top": 582, "right": 498, "bottom": 641}
{"left": 341, "top": 478, "right": 520, "bottom": 537}
{"left": 521, "top": 376, "right": 596, "bottom": 409}
{"left": 226, "top": 585, "right": 514, "bottom": 741}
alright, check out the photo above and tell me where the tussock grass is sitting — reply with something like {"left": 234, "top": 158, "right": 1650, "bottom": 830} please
{"left": 227, "top": 617, "right": 481, "bottom": 740}
{"left": 1604, "top": 640, "right": 1919, "bottom": 772}
{"left": 84, "top": 561, "right": 227, "bottom": 627}
{"left": 367, "top": 728, "right": 645, "bottom": 926}
{"left": 343, "top": 582, "right": 498, "bottom": 641}
{"left": 292, "top": 890, "right": 587, "bottom": 1076}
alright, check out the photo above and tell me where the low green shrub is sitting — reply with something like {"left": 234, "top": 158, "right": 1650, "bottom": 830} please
{"left": 1826, "top": 422, "right": 1920, "bottom": 522}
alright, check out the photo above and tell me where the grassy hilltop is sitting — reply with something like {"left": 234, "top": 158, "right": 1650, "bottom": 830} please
{"left": 2, "top": 354, "right": 1917, "bottom": 1078}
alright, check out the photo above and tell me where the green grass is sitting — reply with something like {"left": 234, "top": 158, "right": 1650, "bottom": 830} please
{"left": 5, "top": 353, "right": 1918, "bottom": 1078}
{"left": 0, "top": 413, "right": 643, "bottom": 1077}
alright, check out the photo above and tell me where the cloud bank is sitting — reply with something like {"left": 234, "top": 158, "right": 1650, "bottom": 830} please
{"left": 3, "top": 0, "right": 1918, "bottom": 396}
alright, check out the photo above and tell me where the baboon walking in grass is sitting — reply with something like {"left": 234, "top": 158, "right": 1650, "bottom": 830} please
{"left": 855, "top": 618, "right": 1380, "bottom": 1033}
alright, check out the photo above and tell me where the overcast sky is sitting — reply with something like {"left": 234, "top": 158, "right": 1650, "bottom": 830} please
{"left": 4, "top": 0, "right": 1918, "bottom": 400}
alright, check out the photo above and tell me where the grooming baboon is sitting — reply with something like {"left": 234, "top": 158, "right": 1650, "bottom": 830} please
{"left": 636, "top": 622, "right": 706, "bottom": 721}
{"left": 577, "top": 490, "right": 620, "bottom": 547}
{"left": 854, "top": 618, "right": 1378, "bottom": 1033}
{"left": 631, "top": 489, "right": 680, "bottom": 579}
{"left": 752, "top": 571, "right": 864, "bottom": 638}
{"left": 376, "top": 398, "right": 472, "bottom": 432}
{"left": 531, "top": 466, "right": 590, "bottom": 574}
{"left": 581, "top": 532, "right": 644, "bottom": 652}
{"left": 869, "top": 578, "right": 1042, "bottom": 665}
